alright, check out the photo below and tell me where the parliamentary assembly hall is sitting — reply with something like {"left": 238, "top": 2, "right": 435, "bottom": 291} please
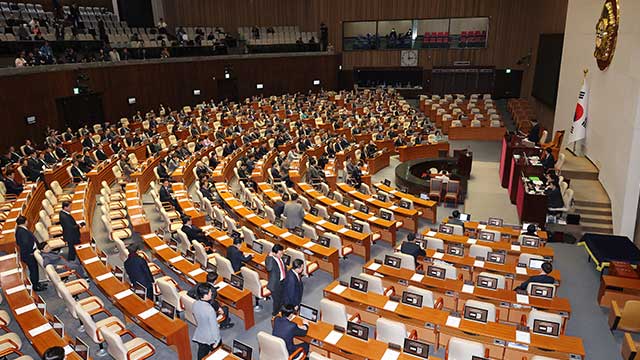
{"left": 0, "top": 0, "right": 638, "bottom": 359}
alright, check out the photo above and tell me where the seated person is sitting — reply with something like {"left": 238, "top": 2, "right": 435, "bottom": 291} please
{"left": 526, "top": 119, "right": 541, "bottom": 144}
{"left": 546, "top": 181, "right": 564, "bottom": 209}
{"left": 515, "top": 261, "right": 555, "bottom": 291}
{"left": 272, "top": 304, "right": 309, "bottom": 357}
{"left": 203, "top": 271, "right": 234, "bottom": 329}
{"left": 3, "top": 170, "right": 23, "bottom": 195}
{"left": 541, "top": 147, "right": 556, "bottom": 170}
{"left": 182, "top": 216, "right": 211, "bottom": 246}
{"left": 448, "top": 210, "right": 464, "bottom": 226}
{"left": 400, "top": 233, "right": 425, "bottom": 266}
{"left": 159, "top": 178, "right": 183, "bottom": 213}
{"left": 226, "top": 237, "right": 253, "bottom": 272}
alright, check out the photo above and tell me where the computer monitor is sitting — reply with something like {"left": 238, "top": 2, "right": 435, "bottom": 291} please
{"left": 185, "top": 248, "right": 195, "bottom": 263}
{"left": 309, "top": 207, "right": 319, "bottom": 216}
{"left": 403, "top": 338, "right": 430, "bottom": 359}
{"left": 447, "top": 244, "right": 464, "bottom": 256}
{"left": 133, "top": 282, "right": 147, "bottom": 301}
{"left": 74, "top": 337, "right": 89, "bottom": 360}
{"left": 471, "top": 357, "right": 490, "bottom": 360}
{"left": 329, "top": 215, "right": 340, "bottom": 225}
{"left": 380, "top": 210, "right": 392, "bottom": 221}
{"left": 426, "top": 265, "right": 446, "bottom": 279}
{"left": 521, "top": 236, "right": 541, "bottom": 248}
{"left": 342, "top": 198, "right": 351, "bottom": 207}
{"left": 35, "top": 297, "right": 46, "bottom": 316}
{"left": 351, "top": 222, "right": 363, "bottom": 233}
{"left": 401, "top": 291, "right": 423, "bottom": 308}
{"left": 488, "top": 217, "right": 503, "bottom": 227}
{"left": 459, "top": 213, "right": 471, "bottom": 221}
{"left": 274, "top": 218, "right": 284, "bottom": 228}
{"left": 532, "top": 319, "right": 560, "bottom": 337}
{"left": 292, "top": 226, "right": 305, "bottom": 238}
{"left": 159, "top": 300, "right": 176, "bottom": 320}
{"left": 478, "top": 231, "right": 496, "bottom": 242}
{"left": 232, "top": 340, "right": 253, "bottom": 360}
{"left": 382, "top": 179, "right": 391, "bottom": 187}
{"left": 327, "top": 192, "right": 335, "bottom": 200}
{"left": 231, "top": 229, "right": 242, "bottom": 239}
{"left": 399, "top": 200, "right": 411, "bottom": 209}
{"left": 213, "top": 219, "right": 224, "bottom": 229}
{"left": 530, "top": 284, "right": 554, "bottom": 299}
{"left": 230, "top": 273, "right": 244, "bottom": 290}
{"left": 298, "top": 303, "right": 319, "bottom": 323}
{"left": 251, "top": 241, "right": 264, "bottom": 254}
{"left": 376, "top": 193, "right": 388, "bottom": 202}
{"left": 207, "top": 263, "right": 218, "bottom": 274}
{"left": 346, "top": 321, "right": 369, "bottom": 341}
{"left": 419, "top": 193, "right": 429, "bottom": 200}
{"left": 398, "top": 186, "right": 408, "bottom": 193}
{"left": 315, "top": 236, "right": 330, "bottom": 247}
{"left": 476, "top": 275, "right": 498, "bottom": 290}
{"left": 282, "top": 254, "right": 291, "bottom": 266}
{"left": 349, "top": 276, "right": 368, "bottom": 293}
{"left": 463, "top": 305, "right": 489, "bottom": 323}
{"left": 53, "top": 315, "right": 64, "bottom": 337}
{"left": 384, "top": 254, "right": 402, "bottom": 269}
{"left": 438, "top": 224, "right": 453, "bottom": 234}
{"left": 486, "top": 251, "right": 506, "bottom": 264}
{"left": 528, "top": 258, "right": 546, "bottom": 270}
{"left": 359, "top": 204, "right": 369, "bottom": 213}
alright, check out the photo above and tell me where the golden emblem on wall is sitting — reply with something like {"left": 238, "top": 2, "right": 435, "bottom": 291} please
{"left": 594, "top": 0, "right": 620, "bottom": 71}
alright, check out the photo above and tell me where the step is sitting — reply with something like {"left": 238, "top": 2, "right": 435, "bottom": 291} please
{"left": 561, "top": 169, "right": 599, "bottom": 181}
{"left": 578, "top": 213, "right": 612, "bottom": 225}
{"left": 573, "top": 199, "right": 610, "bottom": 208}
{"left": 574, "top": 205, "right": 612, "bottom": 216}
{"left": 581, "top": 225, "right": 614, "bottom": 234}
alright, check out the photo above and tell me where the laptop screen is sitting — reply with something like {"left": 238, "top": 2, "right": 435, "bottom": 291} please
{"left": 403, "top": 338, "right": 430, "bottom": 359}
{"left": 463, "top": 306, "right": 489, "bottom": 323}
{"left": 232, "top": 339, "right": 253, "bottom": 360}
{"left": 384, "top": 255, "right": 402, "bottom": 269}
{"left": 133, "top": 282, "right": 147, "bottom": 300}
{"left": 488, "top": 217, "right": 503, "bottom": 227}
{"left": 530, "top": 284, "right": 554, "bottom": 299}
{"left": 352, "top": 222, "right": 364, "bottom": 233}
{"left": 230, "top": 273, "right": 244, "bottom": 290}
{"left": 532, "top": 319, "right": 560, "bottom": 337}
{"left": 74, "top": 337, "right": 89, "bottom": 360}
{"left": 521, "top": 236, "right": 541, "bottom": 248}
{"left": 528, "top": 258, "right": 546, "bottom": 270}
{"left": 298, "top": 304, "right": 319, "bottom": 322}
{"left": 476, "top": 275, "right": 498, "bottom": 290}
{"left": 380, "top": 210, "right": 392, "bottom": 221}
{"left": 377, "top": 193, "right": 388, "bottom": 202}
{"left": 359, "top": 204, "right": 369, "bottom": 214}
{"left": 342, "top": 198, "right": 351, "bottom": 207}
{"left": 346, "top": 321, "right": 369, "bottom": 341}
{"left": 349, "top": 276, "right": 368, "bottom": 293}
{"left": 207, "top": 263, "right": 218, "bottom": 274}
{"left": 447, "top": 244, "right": 464, "bottom": 256}
{"left": 292, "top": 226, "right": 305, "bottom": 238}
{"left": 282, "top": 254, "right": 291, "bottom": 266}
{"left": 309, "top": 207, "right": 319, "bottom": 216}
{"left": 459, "top": 213, "right": 470, "bottom": 221}
{"left": 438, "top": 224, "right": 453, "bottom": 234}
{"left": 478, "top": 231, "right": 496, "bottom": 242}
{"left": 401, "top": 291, "right": 423, "bottom": 308}
{"left": 231, "top": 230, "right": 242, "bottom": 240}
{"left": 486, "top": 251, "right": 506, "bottom": 264}
{"left": 329, "top": 215, "right": 340, "bottom": 225}
{"left": 426, "top": 265, "right": 446, "bottom": 279}
{"left": 251, "top": 241, "right": 264, "bottom": 254}
{"left": 400, "top": 200, "right": 411, "bottom": 209}
{"left": 159, "top": 300, "right": 176, "bottom": 320}
{"left": 382, "top": 179, "right": 391, "bottom": 187}
{"left": 315, "top": 236, "right": 330, "bottom": 247}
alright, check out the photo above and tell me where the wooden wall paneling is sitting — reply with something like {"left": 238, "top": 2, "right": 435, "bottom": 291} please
{"left": 23, "top": 0, "right": 113, "bottom": 12}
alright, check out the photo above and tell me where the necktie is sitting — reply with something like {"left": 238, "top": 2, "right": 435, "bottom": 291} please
{"left": 276, "top": 256, "right": 286, "bottom": 280}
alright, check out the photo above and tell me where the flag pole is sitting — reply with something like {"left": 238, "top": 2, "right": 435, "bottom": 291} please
{"left": 572, "top": 68, "right": 589, "bottom": 155}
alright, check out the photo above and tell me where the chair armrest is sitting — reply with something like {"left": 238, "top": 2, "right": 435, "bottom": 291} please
{"left": 127, "top": 342, "right": 155, "bottom": 360}
{"left": 288, "top": 346, "right": 305, "bottom": 360}
{"left": 383, "top": 285, "right": 395, "bottom": 297}
{"left": 610, "top": 300, "right": 622, "bottom": 330}
{"left": 623, "top": 332, "right": 638, "bottom": 360}
{"left": 434, "top": 297, "right": 444, "bottom": 310}
{"left": 408, "top": 329, "right": 418, "bottom": 340}
{"left": 348, "top": 313, "right": 361, "bottom": 323}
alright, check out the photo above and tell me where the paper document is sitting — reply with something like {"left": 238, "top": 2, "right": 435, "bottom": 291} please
{"left": 324, "top": 330, "right": 343, "bottom": 345}
{"left": 330, "top": 284, "right": 347, "bottom": 294}
{"left": 446, "top": 316, "right": 461, "bottom": 328}
{"left": 138, "top": 307, "right": 159, "bottom": 320}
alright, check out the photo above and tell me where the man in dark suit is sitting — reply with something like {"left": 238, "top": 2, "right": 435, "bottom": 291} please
{"left": 123, "top": 244, "right": 155, "bottom": 299}
{"left": 160, "top": 178, "right": 183, "bottom": 213}
{"left": 527, "top": 119, "right": 541, "bottom": 144}
{"left": 54, "top": 145, "right": 67, "bottom": 159}
{"left": 44, "top": 147, "right": 59, "bottom": 164}
{"left": 226, "top": 237, "right": 252, "bottom": 272}
{"left": 283, "top": 259, "right": 304, "bottom": 309}
{"left": 22, "top": 140, "right": 35, "bottom": 156}
{"left": 204, "top": 271, "right": 234, "bottom": 329}
{"left": 70, "top": 159, "right": 87, "bottom": 183}
{"left": 7, "top": 146, "right": 21, "bottom": 163}
{"left": 156, "top": 160, "right": 169, "bottom": 180}
{"left": 400, "top": 233, "right": 426, "bottom": 267}
{"left": 3, "top": 170, "right": 23, "bottom": 195}
{"left": 266, "top": 244, "right": 287, "bottom": 316}
{"left": 546, "top": 181, "right": 564, "bottom": 209}
{"left": 59, "top": 201, "right": 84, "bottom": 261}
{"left": 541, "top": 147, "right": 556, "bottom": 170}
{"left": 181, "top": 216, "right": 210, "bottom": 245}
{"left": 81, "top": 135, "right": 95, "bottom": 149}
{"left": 16, "top": 216, "right": 46, "bottom": 291}
{"left": 94, "top": 147, "right": 107, "bottom": 161}
{"left": 516, "top": 262, "right": 556, "bottom": 292}
{"left": 273, "top": 193, "right": 287, "bottom": 218}
{"left": 272, "top": 304, "right": 309, "bottom": 357}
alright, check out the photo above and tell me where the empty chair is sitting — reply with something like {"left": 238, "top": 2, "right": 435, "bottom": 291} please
{"left": 406, "top": 285, "right": 442, "bottom": 309}
{"left": 213, "top": 253, "right": 235, "bottom": 280}
{"left": 284, "top": 248, "right": 318, "bottom": 276}
{"left": 45, "top": 264, "right": 89, "bottom": 296}
{"left": 180, "top": 293, "right": 197, "bottom": 325}
{"left": 323, "top": 233, "right": 353, "bottom": 258}
{"left": 555, "top": 153, "right": 566, "bottom": 173}
{"left": 446, "top": 337, "right": 487, "bottom": 360}
{"left": 332, "top": 212, "right": 347, "bottom": 226}
{"left": 75, "top": 303, "right": 128, "bottom": 356}
{"left": 256, "top": 239, "right": 275, "bottom": 255}
{"left": 430, "top": 262, "right": 458, "bottom": 280}
{"left": 257, "top": 331, "right": 305, "bottom": 360}
{"left": 241, "top": 267, "right": 271, "bottom": 311}
{"left": 478, "top": 229, "right": 501, "bottom": 242}
{"left": 100, "top": 327, "right": 155, "bottom": 360}
{"left": 301, "top": 223, "right": 317, "bottom": 240}
{"left": 396, "top": 252, "right": 417, "bottom": 271}
{"left": 425, "top": 237, "right": 444, "bottom": 251}
{"left": 477, "top": 272, "right": 506, "bottom": 290}
{"left": 448, "top": 223, "right": 464, "bottom": 236}
{"left": 358, "top": 272, "right": 394, "bottom": 296}
{"left": 376, "top": 317, "right": 409, "bottom": 346}
{"left": 610, "top": 300, "right": 640, "bottom": 333}
{"left": 241, "top": 226, "right": 259, "bottom": 247}
{"left": 353, "top": 220, "right": 381, "bottom": 242}
{"left": 470, "top": 119, "right": 481, "bottom": 127}
{"left": 469, "top": 244, "right": 492, "bottom": 259}
{"left": 443, "top": 180, "right": 460, "bottom": 207}
{"left": 428, "top": 179, "right": 443, "bottom": 203}
{"left": 320, "top": 298, "right": 360, "bottom": 328}
{"left": 156, "top": 278, "right": 187, "bottom": 313}
{"left": 463, "top": 299, "right": 497, "bottom": 323}
{"left": 0, "top": 332, "right": 25, "bottom": 358}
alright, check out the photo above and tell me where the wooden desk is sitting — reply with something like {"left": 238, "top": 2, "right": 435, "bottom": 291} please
{"left": 398, "top": 142, "right": 450, "bottom": 162}
{"left": 43, "top": 160, "right": 72, "bottom": 187}
{"left": 366, "top": 150, "right": 390, "bottom": 175}
{"left": 142, "top": 234, "right": 256, "bottom": 329}
{"left": 516, "top": 174, "right": 547, "bottom": 226}
{"left": 0, "top": 254, "right": 86, "bottom": 359}
{"left": 171, "top": 183, "right": 206, "bottom": 227}
{"left": 131, "top": 151, "right": 168, "bottom": 194}
{"left": 447, "top": 126, "right": 506, "bottom": 141}
{"left": 62, "top": 139, "right": 82, "bottom": 155}
{"left": 373, "top": 182, "right": 438, "bottom": 223}
{"left": 126, "top": 143, "right": 148, "bottom": 162}
{"left": 124, "top": 183, "right": 151, "bottom": 234}
{"left": 598, "top": 275, "right": 640, "bottom": 309}
{"left": 216, "top": 183, "right": 340, "bottom": 279}
{"left": 297, "top": 182, "right": 398, "bottom": 246}
{"left": 75, "top": 244, "right": 192, "bottom": 360}
{"left": 452, "top": 220, "right": 548, "bottom": 241}
{"left": 338, "top": 182, "right": 419, "bottom": 232}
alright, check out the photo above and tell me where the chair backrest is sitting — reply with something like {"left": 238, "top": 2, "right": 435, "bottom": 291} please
{"left": 527, "top": 308, "right": 564, "bottom": 331}
{"left": 193, "top": 240, "right": 213, "bottom": 268}
{"left": 396, "top": 253, "right": 416, "bottom": 271}
{"left": 34, "top": 222, "right": 49, "bottom": 243}
{"left": 555, "top": 153, "right": 566, "bottom": 170}
{"left": 562, "top": 188, "right": 574, "bottom": 209}
{"left": 430, "top": 178, "right": 442, "bottom": 191}
{"left": 518, "top": 253, "right": 544, "bottom": 267}
{"left": 180, "top": 293, "right": 196, "bottom": 325}
{"left": 45, "top": 190, "right": 58, "bottom": 206}
{"left": 449, "top": 223, "right": 464, "bottom": 236}
{"left": 425, "top": 237, "right": 444, "bottom": 251}
{"left": 477, "top": 271, "right": 506, "bottom": 290}
{"left": 284, "top": 248, "right": 309, "bottom": 276}
{"left": 74, "top": 302, "right": 101, "bottom": 343}
{"left": 157, "top": 278, "right": 181, "bottom": 310}
{"left": 406, "top": 285, "right": 435, "bottom": 308}
{"left": 114, "top": 237, "right": 129, "bottom": 262}
{"left": 100, "top": 327, "right": 127, "bottom": 360}
{"left": 469, "top": 244, "right": 492, "bottom": 259}
{"left": 59, "top": 282, "right": 80, "bottom": 318}
{"left": 375, "top": 317, "right": 406, "bottom": 346}
{"left": 175, "top": 229, "right": 191, "bottom": 254}
{"left": 241, "top": 226, "right": 256, "bottom": 246}
{"left": 618, "top": 300, "right": 640, "bottom": 331}
{"left": 51, "top": 181, "right": 64, "bottom": 196}
{"left": 213, "top": 253, "right": 235, "bottom": 280}
{"left": 447, "top": 337, "right": 486, "bottom": 359}
{"left": 470, "top": 119, "right": 481, "bottom": 127}
{"left": 240, "top": 267, "right": 262, "bottom": 298}
{"left": 358, "top": 272, "right": 384, "bottom": 294}
{"left": 302, "top": 223, "right": 317, "bottom": 240}
{"left": 464, "top": 299, "right": 496, "bottom": 322}
{"left": 320, "top": 299, "right": 348, "bottom": 328}
{"left": 447, "top": 180, "right": 460, "bottom": 193}
{"left": 256, "top": 239, "right": 274, "bottom": 255}
{"left": 257, "top": 331, "right": 289, "bottom": 359}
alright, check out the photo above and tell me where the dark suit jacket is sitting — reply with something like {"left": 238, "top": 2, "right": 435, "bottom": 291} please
{"left": 55, "top": 147, "right": 67, "bottom": 159}
{"left": 124, "top": 254, "right": 154, "bottom": 293}
{"left": 59, "top": 210, "right": 81, "bottom": 245}
{"left": 273, "top": 201, "right": 285, "bottom": 218}
{"left": 283, "top": 269, "right": 303, "bottom": 306}
{"left": 542, "top": 154, "right": 555, "bottom": 169}
{"left": 4, "top": 178, "right": 23, "bottom": 195}
{"left": 527, "top": 124, "right": 541, "bottom": 143}
{"left": 70, "top": 166, "right": 86, "bottom": 182}
{"left": 516, "top": 274, "right": 555, "bottom": 291}
{"left": 265, "top": 255, "right": 285, "bottom": 292}
{"left": 156, "top": 164, "right": 169, "bottom": 179}
{"left": 44, "top": 152, "right": 58, "bottom": 164}
{"left": 272, "top": 317, "right": 308, "bottom": 354}
{"left": 181, "top": 224, "right": 205, "bottom": 242}
{"left": 16, "top": 226, "right": 37, "bottom": 262}
{"left": 226, "top": 245, "right": 251, "bottom": 272}
{"left": 159, "top": 186, "right": 174, "bottom": 203}
{"left": 95, "top": 149, "right": 108, "bottom": 161}
{"left": 82, "top": 138, "right": 95, "bottom": 149}
{"left": 547, "top": 187, "right": 564, "bottom": 208}
{"left": 400, "top": 241, "right": 426, "bottom": 266}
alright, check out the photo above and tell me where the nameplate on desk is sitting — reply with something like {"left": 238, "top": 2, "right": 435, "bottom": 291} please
{"left": 142, "top": 233, "right": 156, "bottom": 240}
{"left": 383, "top": 300, "right": 399, "bottom": 312}
{"left": 71, "top": 209, "right": 84, "bottom": 214}
{"left": 426, "top": 231, "right": 436, "bottom": 237}
{"left": 261, "top": 223, "right": 272, "bottom": 229}
{"left": 445, "top": 315, "right": 461, "bottom": 328}
{"left": 432, "top": 252, "right": 444, "bottom": 260}
{"left": 115, "top": 289, "right": 133, "bottom": 300}
{"left": 303, "top": 241, "right": 315, "bottom": 249}
{"left": 189, "top": 268, "right": 205, "bottom": 277}
{"left": 507, "top": 341, "right": 529, "bottom": 351}
{"left": 381, "top": 348, "right": 401, "bottom": 360}
{"left": 411, "top": 273, "right": 425, "bottom": 282}
{"left": 368, "top": 263, "right": 381, "bottom": 271}
{"left": 15, "top": 303, "right": 37, "bottom": 315}
{"left": 204, "top": 348, "right": 230, "bottom": 360}
{"left": 511, "top": 244, "right": 521, "bottom": 251}
{"left": 131, "top": 214, "right": 144, "bottom": 219}
{"left": 461, "top": 284, "right": 475, "bottom": 294}
{"left": 5, "top": 284, "right": 25, "bottom": 294}
{"left": 138, "top": 307, "right": 159, "bottom": 320}
{"left": 232, "top": 205, "right": 244, "bottom": 210}
{"left": 126, "top": 189, "right": 138, "bottom": 193}
{"left": 466, "top": 238, "right": 477, "bottom": 245}
{"left": 76, "top": 244, "right": 91, "bottom": 250}
{"left": 477, "top": 224, "right": 487, "bottom": 230}
{"left": 515, "top": 330, "right": 531, "bottom": 344}
{"left": 184, "top": 207, "right": 196, "bottom": 212}
{"left": 272, "top": 196, "right": 282, "bottom": 201}
{"left": 317, "top": 219, "right": 327, "bottom": 225}
{"left": 331, "top": 284, "right": 347, "bottom": 294}
{"left": 0, "top": 253, "right": 16, "bottom": 262}
{"left": 347, "top": 209, "right": 358, "bottom": 214}
{"left": 318, "top": 195, "right": 327, "bottom": 200}
{"left": 473, "top": 260, "right": 485, "bottom": 267}
{"left": 201, "top": 225, "right": 214, "bottom": 232}
{"left": 323, "top": 329, "right": 343, "bottom": 345}
{"left": 217, "top": 235, "right": 230, "bottom": 241}
{"left": 96, "top": 272, "right": 115, "bottom": 282}
{"left": 368, "top": 216, "right": 378, "bottom": 221}
{"left": 83, "top": 257, "right": 100, "bottom": 265}
{"left": 128, "top": 205, "right": 141, "bottom": 210}
{"left": 5, "top": 218, "right": 16, "bottom": 222}
{"left": 338, "top": 228, "right": 349, "bottom": 234}
{"left": 169, "top": 256, "right": 184, "bottom": 264}
{"left": 63, "top": 345, "right": 74, "bottom": 355}
{"left": 1, "top": 229, "right": 15, "bottom": 234}
{"left": 515, "top": 267, "right": 528, "bottom": 275}
{"left": 389, "top": 205, "right": 398, "bottom": 210}
{"left": 246, "top": 213, "right": 256, "bottom": 219}
{"left": 28, "top": 323, "right": 53, "bottom": 337}
{"left": 516, "top": 294, "right": 530, "bottom": 304}
{"left": 281, "top": 232, "right": 293, "bottom": 238}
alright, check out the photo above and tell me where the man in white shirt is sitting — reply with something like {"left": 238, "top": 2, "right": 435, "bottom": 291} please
{"left": 15, "top": 51, "right": 27, "bottom": 67}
